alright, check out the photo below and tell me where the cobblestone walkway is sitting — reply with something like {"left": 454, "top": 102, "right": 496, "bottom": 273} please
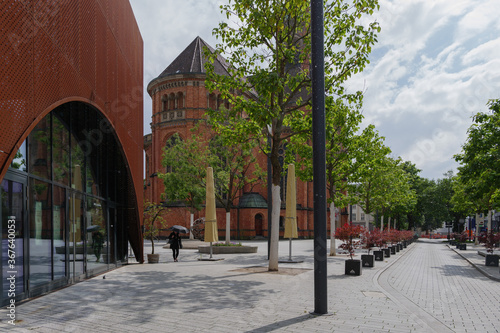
{"left": 378, "top": 239, "right": 500, "bottom": 333}
{"left": 1, "top": 239, "right": 499, "bottom": 332}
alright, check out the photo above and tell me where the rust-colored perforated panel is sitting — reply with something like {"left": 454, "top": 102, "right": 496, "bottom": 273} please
{"left": 0, "top": 0, "right": 144, "bottom": 260}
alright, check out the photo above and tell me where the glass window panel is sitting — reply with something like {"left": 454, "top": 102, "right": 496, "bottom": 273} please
{"left": 53, "top": 186, "right": 66, "bottom": 279}
{"left": 70, "top": 111, "right": 86, "bottom": 193}
{"left": 52, "top": 112, "right": 70, "bottom": 186}
{"left": 69, "top": 192, "right": 84, "bottom": 278}
{"left": 86, "top": 111, "right": 101, "bottom": 196}
{"left": 11, "top": 139, "right": 27, "bottom": 172}
{"left": 87, "top": 197, "right": 108, "bottom": 272}
{"left": 29, "top": 178, "right": 52, "bottom": 287}
{"left": 28, "top": 116, "right": 51, "bottom": 180}
{"left": 1, "top": 179, "right": 25, "bottom": 298}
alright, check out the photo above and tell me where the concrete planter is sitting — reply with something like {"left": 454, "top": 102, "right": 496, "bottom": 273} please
{"left": 361, "top": 254, "right": 374, "bottom": 268}
{"left": 374, "top": 250, "right": 384, "bottom": 261}
{"left": 198, "top": 245, "right": 258, "bottom": 254}
{"left": 485, "top": 254, "right": 499, "bottom": 267}
{"left": 459, "top": 244, "right": 467, "bottom": 250}
{"left": 345, "top": 259, "right": 362, "bottom": 276}
{"left": 383, "top": 248, "right": 391, "bottom": 258}
{"left": 147, "top": 254, "right": 160, "bottom": 263}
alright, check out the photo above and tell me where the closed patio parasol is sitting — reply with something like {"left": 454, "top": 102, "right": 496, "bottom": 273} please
{"left": 204, "top": 167, "right": 218, "bottom": 258}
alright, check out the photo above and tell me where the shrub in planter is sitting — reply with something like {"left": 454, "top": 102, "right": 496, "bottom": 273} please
{"left": 459, "top": 231, "right": 469, "bottom": 244}
{"left": 381, "top": 229, "right": 391, "bottom": 258}
{"left": 360, "top": 229, "right": 379, "bottom": 267}
{"left": 370, "top": 228, "right": 385, "bottom": 261}
{"left": 478, "top": 232, "right": 500, "bottom": 267}
{"left": 387, "top": 229, "right": 400, "bottom": 254}
{"left": 336, "top": 223, "right": 364, "bottom": 276}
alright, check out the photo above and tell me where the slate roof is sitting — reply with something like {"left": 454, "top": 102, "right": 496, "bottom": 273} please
{"left": 157, "top": 36, "right": 230, "bottom": 78}
{"left": 238, "top": 193, "right": 268, "bottom": 208}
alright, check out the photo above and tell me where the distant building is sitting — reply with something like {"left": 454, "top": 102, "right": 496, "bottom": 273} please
{"left": 349, "top": 204, "right": 376, "bottom": 229}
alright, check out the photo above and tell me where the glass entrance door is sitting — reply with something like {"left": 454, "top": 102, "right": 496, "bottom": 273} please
{"left": 69, "top": 191, "right": 85, "bottom": 282}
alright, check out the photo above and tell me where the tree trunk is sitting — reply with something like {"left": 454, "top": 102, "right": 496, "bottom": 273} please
{"left": 487, "top": 210, "right": 492, "bottom": 234}
{"left": 365, "top": 211, "right": 369, "bottom": 230}
{"left": 269, "top": 184, "right": 281, "bottom": 271}
{"left": 225, "top": 211, "right": 231, "bottom": 244}
{"left": 329, "top": 201, "right": 336, "bottom": 256}
{"left": 388, "top": 217, "right": 391, "bottom": 230}
{"left": 189, "top": 213, "right": 194, "bottom": 239}
{"left": 381, "top": 215, "right": 384, "bottom": 231}
{"left": 475, "top": 213, "right": 479, "bottom": 245}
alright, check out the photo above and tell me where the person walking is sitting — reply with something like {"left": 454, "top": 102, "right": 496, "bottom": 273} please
{"left": 168, "top": 230, "right": 182, "bottom": 262}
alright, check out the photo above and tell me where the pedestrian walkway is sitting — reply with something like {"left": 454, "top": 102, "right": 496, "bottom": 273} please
{"left": 1, "top": 238, "right": 499, "bottom": 332}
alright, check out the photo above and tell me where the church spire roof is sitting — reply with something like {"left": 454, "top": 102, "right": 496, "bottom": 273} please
{"left": 157, "top": 36, "right": 229, "bottom": 78}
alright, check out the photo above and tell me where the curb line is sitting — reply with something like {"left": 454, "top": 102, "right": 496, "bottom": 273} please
{"left": 373, "top": 243, "right": 454, "bottom": 333}
{"left": 447, "top": 245, "right": 500, "bottom": 282}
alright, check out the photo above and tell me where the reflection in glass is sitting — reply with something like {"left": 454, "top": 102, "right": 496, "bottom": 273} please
{"left": 53, "top": 186, "right": 66, "bottom": 279}
{"left": 28, "top": 116, "right": 51, "bottom": 180}
{"left": 69, "top": 192, "right": 84, "bottom": 278}
{"left": 29, "top": 178, "right": 51, "bottom": 286}
{"left": 11, "top": 139, "right": 27, "bottom": 171}
{"left": 52, "top": 113, "right": 70, "bottom": 185}
{"left": 71, "top": 140, "right": 85, "bottom": 192}
{"left": 1, "top": 179, "right": 25, "bottom": 298}
{"left": 87, "top": 197, "right": 108, "bottom": 272}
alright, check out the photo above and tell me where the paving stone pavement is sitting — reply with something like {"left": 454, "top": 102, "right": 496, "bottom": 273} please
{"left": 1, "top": 238, "right": 499, "bottom": 332}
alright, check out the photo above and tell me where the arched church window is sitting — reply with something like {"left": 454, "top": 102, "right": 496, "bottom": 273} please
{"left": 162, "top": 95, "right": 168, "bottom": 112}
{"left": 217, "top": 94, "right": 223, "bottom": 110}
{"left": 169, "top": 93, "right": 175, "bottom": 110}
{"left": 177, "top": 92, "right": 184, "bottom": 109}
{"left": 208, "top": 93, "right": 217, "bottom": 110}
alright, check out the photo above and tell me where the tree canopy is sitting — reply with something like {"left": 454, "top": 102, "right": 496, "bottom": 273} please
{"left": 205, "top": 0, "right": 381, "bottom": 270}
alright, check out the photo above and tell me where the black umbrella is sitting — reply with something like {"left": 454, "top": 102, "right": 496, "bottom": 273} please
{"left": 169, "top": 225, "right": 189, "bottom": 233}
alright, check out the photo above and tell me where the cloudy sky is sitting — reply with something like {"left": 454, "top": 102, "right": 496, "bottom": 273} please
{"left": 129, "top": 0, "right": 500, "bottom": 180}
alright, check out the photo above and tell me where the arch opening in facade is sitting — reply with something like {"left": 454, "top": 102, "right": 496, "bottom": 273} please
{"left": 1, "top": 101, "right": 137, "bottom": 304}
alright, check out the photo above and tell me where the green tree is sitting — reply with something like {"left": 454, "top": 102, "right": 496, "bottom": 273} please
{"left": 207, "top": 116, "right": 265, "bottom": 243}
{"left": 401, "top": 161, "right": 426, "bottom": 231}
{"left": 350, "top": 126, "right": 391, "bottom": 225}
{"left": 291, "top": 96, "right": 364, "bottom": 255}
{"left": 159, "top": 134, "right": 208, "bottom": 227}
{"left": 383, "top": 160, "right": 417, "bottom": 231}
{"left": 143, "top": 200, "right": 167, "bottom": 255}
{"left": 205, "top": 0, "right": 380, "bottom": 270}
{"left": 454, "top": 99, "right": 500, "bottom": 221}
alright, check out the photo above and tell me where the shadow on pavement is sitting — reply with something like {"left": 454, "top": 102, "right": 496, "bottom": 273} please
{"left": 243, "top": 313, "right": 316, "bottom": 333}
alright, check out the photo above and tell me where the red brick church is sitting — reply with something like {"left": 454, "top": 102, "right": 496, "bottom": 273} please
{"left": 144, "top": 37, "right": 345, "bottom": 239}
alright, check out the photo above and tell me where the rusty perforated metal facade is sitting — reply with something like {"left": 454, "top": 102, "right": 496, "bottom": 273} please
{"left": 0, "top": 0, "right": 144, "bottom": 258}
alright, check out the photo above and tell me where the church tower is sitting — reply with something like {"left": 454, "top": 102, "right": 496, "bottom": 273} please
{"left": 144, "top": 37, "right": 230, "bottom": 204}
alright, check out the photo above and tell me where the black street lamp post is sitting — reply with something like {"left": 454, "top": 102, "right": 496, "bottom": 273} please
{"left": 311, "top": 0, "right": 328, "bottom": 316}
